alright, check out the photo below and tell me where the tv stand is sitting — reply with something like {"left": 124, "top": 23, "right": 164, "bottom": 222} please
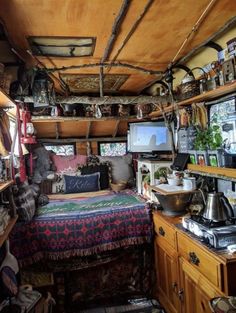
{"left": 140, "top": 154, "right": 161, "bottom": 160}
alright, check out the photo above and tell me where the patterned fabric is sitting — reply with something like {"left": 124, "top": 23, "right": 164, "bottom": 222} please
{"left": 78, "top": 162, "right": 111, "bottom": 190}
{"left": 0, "top": 266, "right": 18, "bottom": 298}
{"left": 64, "top": 172, "right": 100, "bottom": 193}
{"left": 52, "top": 154, "right": 87, "bottom": 172}
{"left": 52, "top": 170, "right": 79, "bottom": 194}
{"left": 10, "top": 190, "right": 152, "bottom": 267}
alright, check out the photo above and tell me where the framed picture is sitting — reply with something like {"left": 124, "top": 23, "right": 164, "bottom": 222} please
{"left": 188, "top": 150, "right": 197, "bottom": 164}
{"left": 196, "top": 151, "right": 208, "bottom": 166}
{"left": 208, "top": 153, "right": 218, "bottom": 167}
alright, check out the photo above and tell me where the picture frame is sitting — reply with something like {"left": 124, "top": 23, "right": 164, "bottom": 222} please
{"left": 208, "top": 153, "right": 218, "bottom": 167}
{"left": 188, "top": 150, "right": 197, "bottom": 165}
{"left": 196, "top": 150, "right": 208, "bottom": 166}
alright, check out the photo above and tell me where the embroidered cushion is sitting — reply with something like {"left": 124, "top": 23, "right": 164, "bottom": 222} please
{"left": 52, "top": 170, "right": 79, "bottom": 194}
{"left": 64, "top": 172, "right": 100, "bottom": 194}
{"left": 52, "top": 154, "right": 87, "bottom": 172}
{"left": 78, "top": 162, "right": 111, "bottom": 190}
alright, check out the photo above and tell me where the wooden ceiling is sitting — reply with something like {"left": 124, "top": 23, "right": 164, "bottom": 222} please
{"left": 0, "top": 0, "right": 236, "bottom": 139}
{"left": 0, "top": 0, "right": 235, "bottom": 94}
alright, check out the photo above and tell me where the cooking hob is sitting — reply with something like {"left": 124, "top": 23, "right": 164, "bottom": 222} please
{"left": 182, "top": 215, "right": 236, "bottom": 249}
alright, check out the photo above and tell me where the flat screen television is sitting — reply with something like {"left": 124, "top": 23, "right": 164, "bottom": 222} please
{"left": 127, "top": 121, "right": 172, "bottom": 153}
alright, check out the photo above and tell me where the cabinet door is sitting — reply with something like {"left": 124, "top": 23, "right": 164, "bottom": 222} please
{"left": 179, "top": 257, "right": 223, "bottom": 313}
{"left": 154, "top": 237, "right": 180, "bottom": 313}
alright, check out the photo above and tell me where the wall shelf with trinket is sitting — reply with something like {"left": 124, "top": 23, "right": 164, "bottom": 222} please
{"left": 177, "top": 80, "right": 236, "bottom": 106}
{"left": 0, "top": 215, "right": 18, "bottom": 248}
{"left": 0, "top": 180, "right": 14, "bottom": 192}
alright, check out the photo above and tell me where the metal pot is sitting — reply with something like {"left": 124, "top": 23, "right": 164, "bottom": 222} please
{"left": 154, "top": 192, "right": 193, "bottom": 216}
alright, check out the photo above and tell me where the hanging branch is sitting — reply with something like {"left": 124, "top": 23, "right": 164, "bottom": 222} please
{"left": 99, "top": 66, "right": 104, "bottom": 97}
{"left": 45, "top": 61, "right": 163, "bottom": 75}
{"left": 101, "top": 0, "right": 131, "bottom": 62}
{"left": 154, "top": 102, "right": 176, "bottom": 161}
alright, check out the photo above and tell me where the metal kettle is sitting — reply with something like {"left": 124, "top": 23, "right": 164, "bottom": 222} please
{"left": 201, "top": 191, "right": 234, "bottom": 222}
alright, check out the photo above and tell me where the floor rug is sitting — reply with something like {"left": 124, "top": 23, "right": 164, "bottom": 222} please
{"left": 77, "top": 299, "right": 165, "bottom": 313}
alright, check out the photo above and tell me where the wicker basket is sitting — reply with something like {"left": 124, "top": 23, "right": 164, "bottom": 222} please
{"left": 177, "top": 67, "right": 208, "bottom": 101}
{"left": 110, "top": 181, "right": 127, "bottom": 192}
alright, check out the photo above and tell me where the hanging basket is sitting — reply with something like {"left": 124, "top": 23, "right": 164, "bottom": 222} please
{"left": 177, "top": 67, "right": 208, "bottom": 101}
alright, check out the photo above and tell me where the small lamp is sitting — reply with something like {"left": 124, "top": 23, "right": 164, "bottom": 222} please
{"left": 32, "top": 70, "right": 55, "bottom": 108}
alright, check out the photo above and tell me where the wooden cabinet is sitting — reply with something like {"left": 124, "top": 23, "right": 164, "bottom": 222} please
{"left": 179, "top": 257, "right": 222, "bottom": 313}
{"left": 153, "top": 211, "right": 236, "bottom": 313}
{"left": 154, "top": 237, "right": 180, "bottom": 313}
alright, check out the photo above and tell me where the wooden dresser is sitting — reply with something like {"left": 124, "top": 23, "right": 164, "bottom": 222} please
{"left": 153, "top": 211, "right": 236, "bottom": 313}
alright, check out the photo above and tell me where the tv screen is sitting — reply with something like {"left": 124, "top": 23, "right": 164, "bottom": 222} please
{"left": 128, "top": 121, "right": 172, "bottom": 153}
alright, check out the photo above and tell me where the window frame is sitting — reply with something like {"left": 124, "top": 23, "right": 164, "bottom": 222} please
{"left": 98, "top": 141, "right": 127, "bottom": 156}
{"left": 43, "top": 142, "right": 76, "bottom": 156}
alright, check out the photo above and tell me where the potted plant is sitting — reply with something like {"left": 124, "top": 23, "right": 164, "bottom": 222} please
{"left": 193, "top": 118, "right": 223, "bottom": 166}
{"left": 154, "top": 167, "right": 170, "bottom": 185}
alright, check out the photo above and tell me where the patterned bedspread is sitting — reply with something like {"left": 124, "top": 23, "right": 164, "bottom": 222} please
{"left": 10, "top": 190, "right": 152, "bottom": 267}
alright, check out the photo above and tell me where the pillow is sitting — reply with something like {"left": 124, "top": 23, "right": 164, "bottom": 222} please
{"left": 97, "top": 154, "right": 134, "bottom": 185}
{"left": 52, "top": 155, "right": 87, "bottom": 172}
{"left": 52, "top": 170, "right": 79, "bottom": 194}
{"left": 64, "top": 172, "right": 100, "bottom": 194}
{"left": 78, "top": 162, "right": 111, "bottom": 190}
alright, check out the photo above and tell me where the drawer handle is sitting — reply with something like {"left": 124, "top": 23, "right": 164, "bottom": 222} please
{"left": 178, "top": 288, "right": 184, "bottom": 302}
{"left": 158, "top": 226, "right": 165, "bottom": 237}
{"left": 189, "top": 252, "right": 200, "bottom": 266}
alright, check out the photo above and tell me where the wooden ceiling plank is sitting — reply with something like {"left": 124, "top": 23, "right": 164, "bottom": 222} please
{"left": 112, "top": 120, "right": 120, "bottom": 137}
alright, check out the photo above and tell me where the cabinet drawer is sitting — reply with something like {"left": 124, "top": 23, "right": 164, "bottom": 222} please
{"left": 153, "top": 214, "right": 176, "bottom": 249}
{"left": 177, "top": 231, "right": 223, "bottom": 289}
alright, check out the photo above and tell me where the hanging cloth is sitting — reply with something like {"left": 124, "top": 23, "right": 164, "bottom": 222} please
{"left": 16, "top": 104, "right": 26, "bottom": 182}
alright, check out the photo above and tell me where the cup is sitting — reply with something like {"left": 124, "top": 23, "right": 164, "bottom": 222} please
{"left": 183, "top": 177, "right": 196, "bottom": 191}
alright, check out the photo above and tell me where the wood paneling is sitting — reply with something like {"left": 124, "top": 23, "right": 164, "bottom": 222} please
{"left": 0, "top": 0, "right": 235, "bottom": 94}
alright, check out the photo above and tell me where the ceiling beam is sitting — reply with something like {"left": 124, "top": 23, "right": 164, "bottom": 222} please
{"left": 38, "top": 136, "right": 127, "bottom": 143}
{"left": 56, "top": 95, "right": 170, "bottom": 105}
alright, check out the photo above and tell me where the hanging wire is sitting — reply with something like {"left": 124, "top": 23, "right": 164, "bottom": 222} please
{"left": 172, "top": 0, "right": 217, "bottom": 63}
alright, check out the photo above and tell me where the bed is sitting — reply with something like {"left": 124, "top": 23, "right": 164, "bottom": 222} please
{"left": 10, "top": 189, "right": 152, "bottom": 268}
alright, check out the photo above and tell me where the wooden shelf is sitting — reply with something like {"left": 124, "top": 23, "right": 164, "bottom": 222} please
{"left": 177, "top": 81, "right": 236, "bottom": 106}
{"left": 0, "top": 88, "right": 15, "bottom": 108}
{"left": 0, "top": 215, "right": 18, "bottom": 248}
{"left": 32, "top": 115, "right": 138, "bottom": 123}
{"left": 187, "top": 164, "right": 236, "bottom": 180}
{"left": 0, "top": 180, "right": 14, "bottom": 192}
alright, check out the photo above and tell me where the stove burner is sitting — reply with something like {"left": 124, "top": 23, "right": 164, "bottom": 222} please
{"left": 190, "top": 215, "right": 227, "bottom": 228}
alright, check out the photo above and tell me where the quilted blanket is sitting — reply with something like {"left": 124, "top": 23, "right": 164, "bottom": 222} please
{"left": 10, "top": 190, "right": 152, "bottom": 267}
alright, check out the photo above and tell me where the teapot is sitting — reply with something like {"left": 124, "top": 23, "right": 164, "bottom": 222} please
{"left": 199, "top": 191, "right": 234, "bottom": 222}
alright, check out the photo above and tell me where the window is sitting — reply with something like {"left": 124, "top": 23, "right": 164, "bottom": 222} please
{"left": 99, "top": 142, "right": 127, "bottom": 156}
{"left": 44, "top": 144, "right": 75, "bottom": 156}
